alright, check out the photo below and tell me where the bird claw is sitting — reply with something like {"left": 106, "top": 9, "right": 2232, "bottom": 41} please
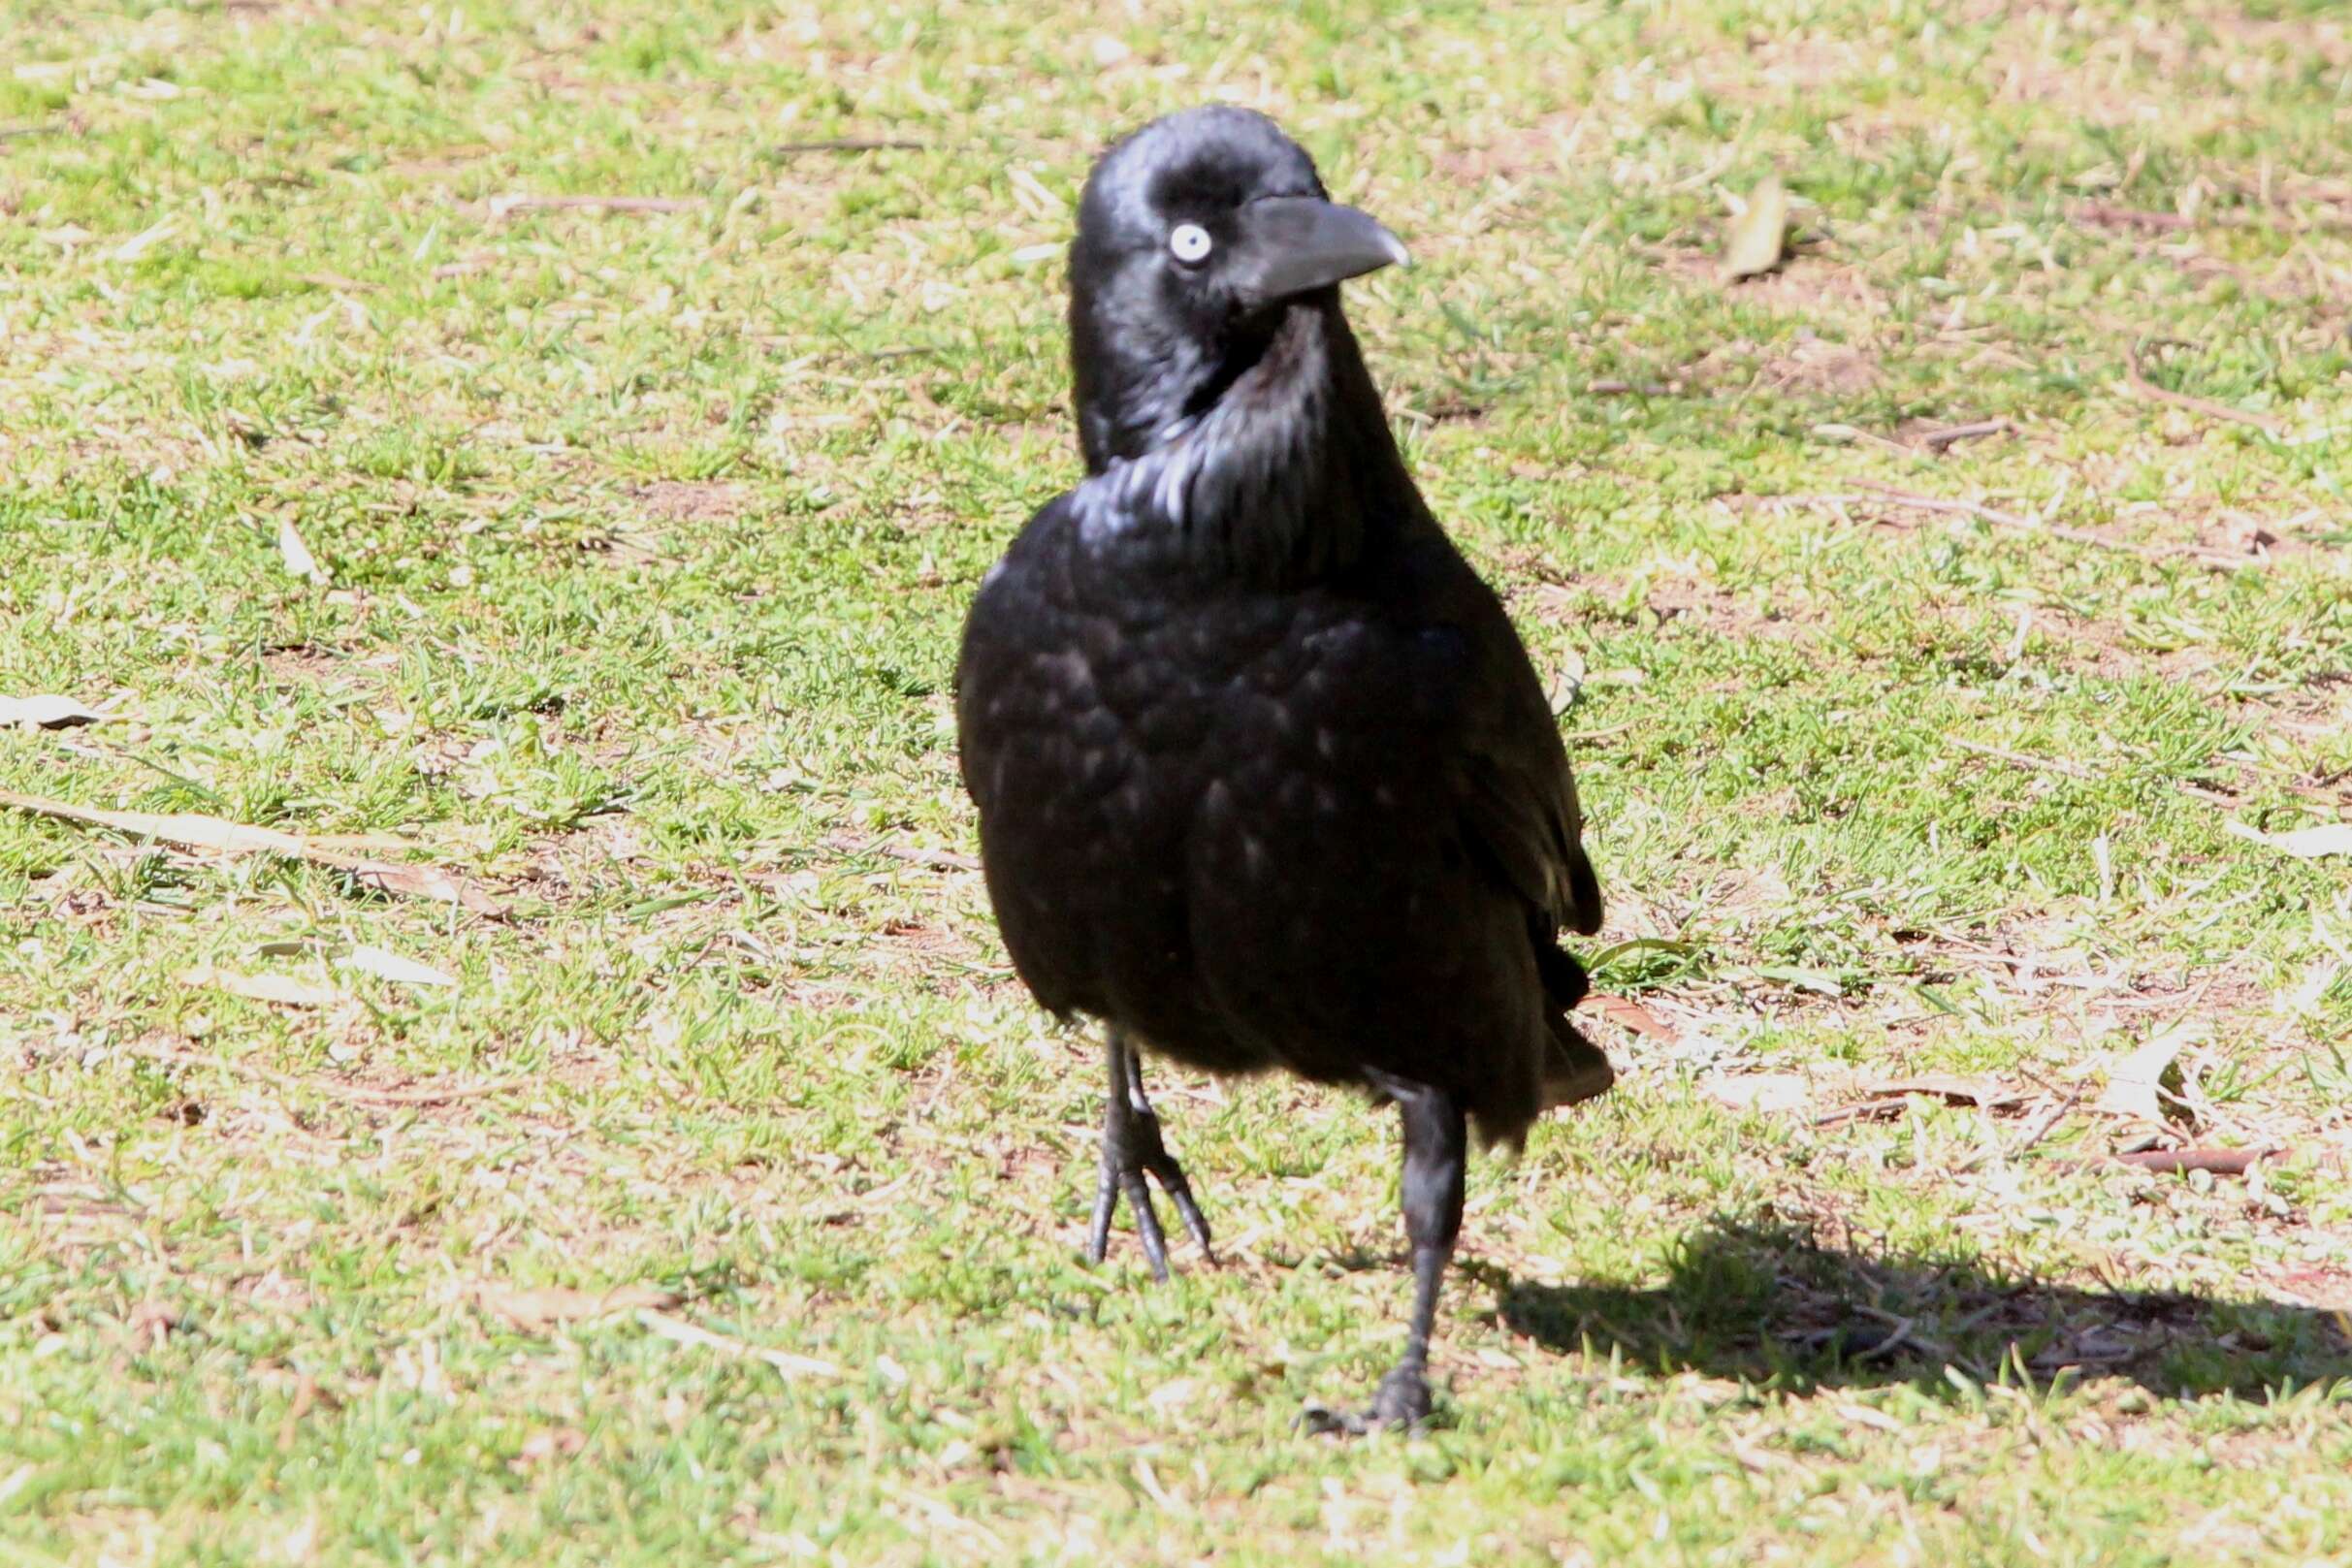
{"left": 1086, "top": 1098, "right": 1215, "bottom": 1281}
{"left": 1297, "top": 1367, "right": 1435, "bottom": 1438}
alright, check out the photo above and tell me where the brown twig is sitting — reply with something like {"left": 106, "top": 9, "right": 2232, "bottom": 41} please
{"left": 1951, "top": 1084, "right": 2088, "bottom": 1174}
{"left": 1915, "top": 418, "right": 2012, "bottom": 452}
{"left": 2123, "top": 338, "right": 2286, "bottom": 436}
{"left": 772, "top": 138, "right": 926, "bottom": 156}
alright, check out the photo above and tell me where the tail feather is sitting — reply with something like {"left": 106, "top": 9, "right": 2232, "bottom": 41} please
{"left": 1530, "top": 913, "right": 1613, "bottom": 1108}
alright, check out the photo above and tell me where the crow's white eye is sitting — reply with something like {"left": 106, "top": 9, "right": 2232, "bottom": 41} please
{"left": 1169, "top": 223, "right": 1213, "bottom": 264}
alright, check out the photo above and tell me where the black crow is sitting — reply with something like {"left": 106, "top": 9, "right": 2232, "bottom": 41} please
{"left": 955, "top": 106, "right": 1611, "bottom": 1429}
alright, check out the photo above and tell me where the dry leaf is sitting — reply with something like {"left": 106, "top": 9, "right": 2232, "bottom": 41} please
{"left": 1545, "top": 648, "right": 1588, "bottom": 716}
{"left": 1701, "top": 1072, "right": 1812, "bottom": 1112}
{"left": 0, "top": 789, "right": 507, "bottom": 918}
{"left": 2095, "top": 1021, "right": 2202, "bottom": 1126}
{"left": 181, "top": 965, "right": 343, "bottom": 1008}
{"left": 0, "top": 695, "right": 106, "bottom": 729}
{"left": 477, "top": 1282, "right": 680, "bottom": 1332}
{"left": 1581, "top": 991, "right": 1675, "bottom": 1040}
{"left": 337, "top": 945, "right": 456, "bottom": 988}
{"left": 347, "top": 861, "right": 505, "bottom": 915}
{"left": 1722, "top": 175, "right": 1789, "bottom": 281}
{"left": 2226, "top": 818, "right": 2352, "bottom": 860}
{"left": 513, "top": 1426, "right": 588, "bottom": 1468}
{"left": 276, "top": 517, "right": 327, "bottom": 585}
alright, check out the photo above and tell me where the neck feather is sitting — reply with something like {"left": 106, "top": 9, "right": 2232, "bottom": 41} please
{"left": 1073, "top": 301, "right": 1415, "bottom": 582}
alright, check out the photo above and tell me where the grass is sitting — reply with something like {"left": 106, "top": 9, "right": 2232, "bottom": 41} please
{"left": 2, "top": 0, "right": 2349, "bottom": 1561}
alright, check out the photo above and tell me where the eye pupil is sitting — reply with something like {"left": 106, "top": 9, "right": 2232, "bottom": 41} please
{"left": 1170, "top": 224, "right": 1212, "bottom": 263}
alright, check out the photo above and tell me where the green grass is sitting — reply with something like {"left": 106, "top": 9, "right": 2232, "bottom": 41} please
{"left": 3, "top": 0, "right": 2350, "bottom": 1562}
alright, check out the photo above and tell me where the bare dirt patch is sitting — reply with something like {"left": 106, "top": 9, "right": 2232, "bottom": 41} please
{"left": 1432, "top": 110, "right": 1588, "bottom": 183}
{"left": 631, "top": 479, "right": 745, "bottom": 525}
{"left": 1734, "top": 332, "right": 1881, "bottom": 397}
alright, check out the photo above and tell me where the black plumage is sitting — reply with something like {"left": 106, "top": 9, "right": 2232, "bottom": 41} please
{"left": 955, "top": 107, "right": 1611, "bottom": 1427}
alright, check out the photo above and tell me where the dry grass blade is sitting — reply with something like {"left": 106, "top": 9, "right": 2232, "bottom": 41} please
{"left": 0, "top": 790, "right": 508, "bottom": 917}
{"left": 337, "top": 945, "right": 457, "bottom": 988}
{"left": 1847, "top": 484, "right": 2207, "bottom": 563}
{"left": 180, "top": 965, "right": 343, "bottom": 1008}
{"left": 119, "top": 1041, "right": 524, "bottom": 1106}
{"left": 634, "top": 1310, "right": 843, "bottom": 1379}
{"left": 1949, "top": 737, "right": 2097, "bottom": 781}
{"left": 2108, "top": 1147, "right": 2286, "bottom": 1176}
{"left": 1700, "top": 1072, "right": 1814, "bottom": 1112}
{"left": 477, "top": 1282, "right": 683, "bottom": 1332}
{"left": 872, "top": 842, "right": 982, "bottom": 873}
{"left": 1949, "top": 738, "right": 2307, "bottom": 811}
{"left": 488, "top": 194, "right": 701, "bottom": 219}
{"left": 2123, "top": 339, "right": 2286, "bottom": 435}
{"left": 1812, "top": 1075, "right": 2023, "bottom": 1127}
{"left": 2224, "top": 819, "right": 2352, "bottom": 859}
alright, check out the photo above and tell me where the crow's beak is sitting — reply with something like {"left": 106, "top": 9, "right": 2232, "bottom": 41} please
{"left": 1235, "top": 196, "right": 1409, "bottom": 304}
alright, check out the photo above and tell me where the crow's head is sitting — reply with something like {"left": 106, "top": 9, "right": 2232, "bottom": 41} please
{"left": 1067, "top": 107, "right": 1407, "bottom": 472}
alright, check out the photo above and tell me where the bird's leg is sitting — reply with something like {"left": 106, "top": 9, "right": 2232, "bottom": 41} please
{"left": 1083, "top": 1027, "right": 1215, "bottom": 1280}
{"left": 1305, "top": 1072, "right": 1466, "bottom": 1434}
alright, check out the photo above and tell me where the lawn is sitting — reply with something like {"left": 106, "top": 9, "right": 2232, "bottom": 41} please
{"left": 2, "top": 0, "right": 2350, "bottom": 1562}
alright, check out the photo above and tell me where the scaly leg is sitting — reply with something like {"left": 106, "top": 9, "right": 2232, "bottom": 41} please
{"left": 1305, "top": 1071, "right": 1466, "bottom": 1433}
{"left": 1084, "top": 1027, "right": 1215, "bottom": 1280}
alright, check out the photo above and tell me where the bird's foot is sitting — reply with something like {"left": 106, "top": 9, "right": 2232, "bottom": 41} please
{"left": 1298, "top": 1364, "right": 1436, "bottom": 1438}
{"left": 1086, "top": 1098, "right": 1215, "bottom": 1282}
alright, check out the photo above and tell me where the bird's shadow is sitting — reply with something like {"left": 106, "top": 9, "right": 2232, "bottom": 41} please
{"left": 1471, "top": 1217, "right": 2352, "bottom": 1399}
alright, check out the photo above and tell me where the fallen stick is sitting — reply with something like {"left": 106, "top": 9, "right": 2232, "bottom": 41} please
{"left": 1915, "top": 418, "right": 2012, "bottom": 452}
{"left": 772, "top": 138, "right": 926, "bottom": 156}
